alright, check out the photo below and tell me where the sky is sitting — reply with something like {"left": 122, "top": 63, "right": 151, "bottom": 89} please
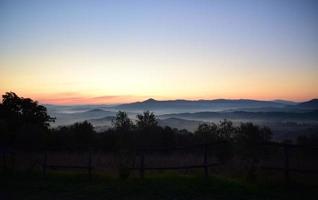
{"left": 0, "top": 0, "right": 318, "bottom": 104}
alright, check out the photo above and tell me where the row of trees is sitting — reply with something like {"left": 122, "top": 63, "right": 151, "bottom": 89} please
{"left": 1, "top": 92, "right": 316, "bottom": 156}
{"left": 46, "top": 111, "right": 275, "bottom": 179}
{"left": 0, "top": 92, "right": 272, "bottom": 151}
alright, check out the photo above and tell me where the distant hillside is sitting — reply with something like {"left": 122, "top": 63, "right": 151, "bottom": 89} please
{"left": 89, "top": 116, "right": 115, "bottom": 122}
{"left": 295, "top": 99, "right": 318, "bottom": 109}
{"left": 273, "top": 100, "right": 297, "bottom": 105}
{"left": 88, "top": 116, "right": 114, "bottom": 129}
{"left": 46, "top": 98, "right": 318, "bottom": 128}
{"left": 160, "top": 111, "right": 318, "bottom": 121}
{"left": 116, "top": 98, "right": 288, "bottom": 112}
{"left": 86, "top": 108, "right": 107, "bottom": 113}
{"left": 49, "top": 109, "right": 116, "bottom": 127}
{"left": 158, "top": 118, "right": 201, "bottom": 132}
{"left": 67, "top": 109, "right": 115, "bottom": 118}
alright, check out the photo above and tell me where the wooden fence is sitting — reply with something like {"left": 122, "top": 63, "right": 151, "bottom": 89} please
{"left": 2, "top": 142, "right": 318, "bottom": 184}
{"left": 260, "top": 142, "right": 318, "bottom": 184}
{"left": 41, "top": 149, "right": 93, "bottom": 179}
{"left": 127, "top": 142, "right": 318, "bottom": 185}
{"left": 129, "top": 143, "right": 220, "bottom": 179}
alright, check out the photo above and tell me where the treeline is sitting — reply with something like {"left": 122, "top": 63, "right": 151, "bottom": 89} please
{"left": 1, "top": 92, "right": 317, "bottom": 154}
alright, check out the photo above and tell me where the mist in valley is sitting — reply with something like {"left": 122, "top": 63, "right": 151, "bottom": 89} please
{"left": 47, "top": 98, "right": 318, "bottom": 141}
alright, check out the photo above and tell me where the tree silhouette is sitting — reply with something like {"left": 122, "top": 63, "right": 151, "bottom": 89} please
{"left": 48, "top": 121, "right": 95, "bottom": 150}
{"left": 217, "top": 119, "right": 235, "bottom": 141}
{"left": 112, "top": 111, "right": 134, "bottom": 131}
{"left": 111, "top": 111, "right": 135, "bottom": 179}
{"left": 1, "top": 92, "right": 54, "bottom": 128}
{"left": 136, "top": 111, "right": 158, "bottom": 130}
{"left": 234, "top": 122, "right": 272, "bottom": 180}
{"left": 216, "top": 120, "right": 236, "bottom": 163}
{"left": 136, "top": 111, "right": 160, "bottom": 146}
{"left": 195, "top": 122, "right": 218, "bottom": 143}
{"left": 0, "top": 92, "right": 55, "bottom": 147}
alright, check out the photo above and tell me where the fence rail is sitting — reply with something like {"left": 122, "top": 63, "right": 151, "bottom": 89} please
{"left": 128, "top": 142, "right": 318, "bottom": 184}
{"left": 41, "top": 150, "right": 93, "bottom": 179}
{"left": 1, "top": 142, "right": 318, "bottom": 185}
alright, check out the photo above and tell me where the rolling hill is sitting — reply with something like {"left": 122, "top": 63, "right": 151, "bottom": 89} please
{"left": 115, "top": 98, "right": 290, "bottom": 112}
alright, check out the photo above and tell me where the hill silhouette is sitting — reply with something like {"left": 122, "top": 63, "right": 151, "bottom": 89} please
{"left": 160, "top": 110, "right": 318, "bottom": 121}
{"left": 115, "top": 98, "right": 290, "bottom": 111}
{"left": 295, "top": 99, "right": 318, "bottom": 109}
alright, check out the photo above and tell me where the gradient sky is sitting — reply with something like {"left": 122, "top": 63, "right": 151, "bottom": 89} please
{"left": 1, "top": 0, "right": 318, "bottom": 104}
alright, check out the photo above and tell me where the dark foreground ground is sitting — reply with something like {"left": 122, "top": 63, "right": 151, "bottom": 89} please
{"left": 1, "top": 171, "right": 317, "bottom": 200}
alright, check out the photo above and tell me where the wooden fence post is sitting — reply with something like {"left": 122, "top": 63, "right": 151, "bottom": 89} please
{"left": 11, "top": 151, "right": 16, "bottom": 172}
{"left": 203, "top": 144, "right": 208, "bottom": 178}
{"left": 139, "top": 152, "right": 145, "bottom": 179}
{"left": 88, "top": 150, "right": 92, "bottom": 180}
{"left": 284, "top": 144, "right": 290, "bottom": 185}
{"left": 2, "top": 151, "right": 7, "bottom": 171}
{"left": 43, "top": 151, "right": 47, "bottom": 177}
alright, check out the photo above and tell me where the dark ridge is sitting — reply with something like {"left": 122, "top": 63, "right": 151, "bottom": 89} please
{"left": 86, "top": 108, "right": 107, "bottom": 113}
{"left": 297, "top": 99, "right": 318, "bottom": 108}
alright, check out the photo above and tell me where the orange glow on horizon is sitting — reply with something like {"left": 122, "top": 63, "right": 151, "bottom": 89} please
{"left": 1, "top": 89, "right": 315, "bottom": 105}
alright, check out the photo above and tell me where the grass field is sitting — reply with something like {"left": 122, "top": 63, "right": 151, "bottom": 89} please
{"left": 1, "top": 171, "right": 318, "bottom": 200}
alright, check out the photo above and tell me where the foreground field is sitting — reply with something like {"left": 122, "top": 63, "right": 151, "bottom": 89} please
{"left": 1, "top": 172, "right": 317, "bottom": 200}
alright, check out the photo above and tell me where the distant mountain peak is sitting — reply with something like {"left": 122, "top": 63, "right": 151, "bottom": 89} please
{"left": 143, "top": 98, "right": 157, "bottom": 103}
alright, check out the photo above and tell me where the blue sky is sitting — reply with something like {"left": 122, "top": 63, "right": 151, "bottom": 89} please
{"left": 1, "top": 0, "right": 317, "bottom": 103}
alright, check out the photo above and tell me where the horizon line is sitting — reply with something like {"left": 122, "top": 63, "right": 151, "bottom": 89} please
{"left": 39, "top": 97, "right": 315, "bottom": 106}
